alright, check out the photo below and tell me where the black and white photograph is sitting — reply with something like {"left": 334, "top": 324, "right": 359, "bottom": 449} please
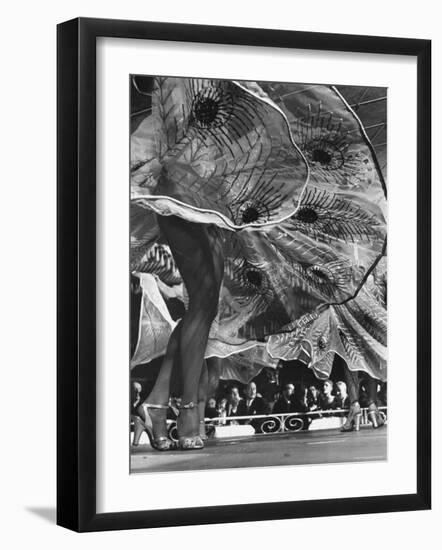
{"left": 129, "top": 76, "right": 388, "bottom": 473}
{"left": 0, "top": 0, "right": 435, "bottom": 541}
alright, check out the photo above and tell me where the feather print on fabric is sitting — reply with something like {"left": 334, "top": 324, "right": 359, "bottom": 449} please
{"left": 130, "top": 77, "right": 387, "bottom": 380}
{"left": 131, "top": 78, "right": 309, "bottom": 230}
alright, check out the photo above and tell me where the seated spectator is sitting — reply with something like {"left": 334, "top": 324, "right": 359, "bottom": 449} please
{"left": 241, "top": 381, "right": 266, "bottom": 413}
{"left": 260, "top": 367, "right": 280, "bottom": 407}
{"left": 205, "top": 397, "right": 218, "bottom": 419}
{"left": 131, "top": 381, "right": 142, "bottom": 412}
{"left": 238, "top": 381, "right": 266, "bottom": 430}
{"left": 335, "top": 381, "right": 350, "bottom": 410}
{"left": 131, "top": 382, "right": 145, "bottom": 446}
{"left": 216, "top": 398, "right": 228, "bottom": 425}
{"left": 377, "top": 382, "right": 387, "bottom": 407}
{"left": 307, "top": 385, "right": 321, "bottom": 412}
{"left": 293, "top": 385, "right": 309, "bottom": 413}
{"left": 273, "top": 383, "right": 296, "bottom": 414}
{"left": 359, "top": 383, "right": 370, "bottom": 408}
{"left": 293, "top": 385, "right": 312, "bottom": 430}
{"left": 226, "top": 386, "right": 243, "bottom": 425}
{"left": 167, "top": 396, "right": 180, "bottom": 420}
{"left": 319, "top": 379, "right": 337, "bottom": 410}
{"left": 263, "top": 389, "right": 280, "bottom": 414}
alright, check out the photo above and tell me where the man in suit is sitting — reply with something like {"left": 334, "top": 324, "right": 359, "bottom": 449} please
{"left": 238, "top": 381, "right": 266, "bottom": 431}
{"left": 273, "top": 383, "right": 296, "bottom": 414}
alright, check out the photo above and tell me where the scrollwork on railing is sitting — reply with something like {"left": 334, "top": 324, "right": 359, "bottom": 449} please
{"left": 284, "top": 414, "right": 304, "bottom": 432}
{"left": 162, "top": 407, "right": 387, "bottom": 440}
{"left": 167, "top": 421, "right": 179, "bottom": 442}
{"left": 260, "top": 416, "right": 282, "bottom": 434}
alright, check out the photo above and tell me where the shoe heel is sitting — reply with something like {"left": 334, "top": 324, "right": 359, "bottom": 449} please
{"left": 141, "top": 408, "right": 176, "bottom": 451}
{"left": 143, "top": 425, "right": 155, "bottom": 446}
{"left": 340, "top": 418, "right": 353, "bottom": 432}
{"left": 368, "top": 411, "right": 378, "bottom": 428}
{"left": 354, "top": 414, "right": 361, "bottom": 432}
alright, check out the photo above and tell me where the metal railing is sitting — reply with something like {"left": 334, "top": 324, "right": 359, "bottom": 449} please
{"left": 166, "top": 407, "right": 387, "bottom": 442}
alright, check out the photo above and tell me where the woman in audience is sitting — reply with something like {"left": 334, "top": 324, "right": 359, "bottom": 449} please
{"left": 335, "top": 381, "right": 350, "bottom": 410}
{"left": 319, "top": 379, "right": 336, "bottom": 411}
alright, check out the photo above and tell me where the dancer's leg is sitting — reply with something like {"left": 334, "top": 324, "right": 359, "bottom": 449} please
{"left": 198, "top": 361, "right": 209, "bottom": 440}
{"left": 200, "top": 357, "right": 223, "bottom": 438}
{"left": 207, "top": 357, "right": 222, "bottom": 398}
{"left": 159, "top": 216, "right": 224, "bottom": 446}
{"left": 139, "top": 322, "right": 181, "bottom": 444}
{"left": 365, "top": 374, "right": 378, "bottom": 405}
{"left": 365, "top": 374, "right": 386, "bottom": 428}
{"left": 146, "top": 322, "right": 181, "bottom": 405}
{"left": 341, "top": 363, "right": 361, "bottom": 432}
{"left": 130, "top": 275, "right": 142, "bottom": 357}
{"left": 343, "top": 367, "right": 360, "bottom": 404}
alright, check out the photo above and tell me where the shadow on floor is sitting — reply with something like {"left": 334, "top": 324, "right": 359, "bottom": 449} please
{"left": 26, "top": 506, "right": 56, "bottom": 524}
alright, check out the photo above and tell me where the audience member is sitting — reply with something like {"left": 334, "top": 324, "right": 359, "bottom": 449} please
{"left": 263, "top": 388, "right": 279, "bottom": 414}
{"left": 131, "top": 381, "right": 146, "bottom": 447}
{"left": 319, "top": 379, "right": 337, "bottom": 410}
{"left": 293, "top": 385, "right": 312, "bottom": 429}
{"left": 239, "top": 381, "right": 266, "bottom": 430}
{"left": 216, "top": 398, "right": 228, "bottom": 425}
{"left": 205, "top": 397, "right": 218, "bottom": 419}
{"left": 129, "top": 373, "right": 388, "bottom": 442}
{"left": 359, "top": 383, "right": 370, "bottom": 408}
{"left": 167, "top": 396, "right": 180, "bottom": 420}
{"left": 377, "top": 382, "right": 387, "bottom": 407}
{"left": 260, "top": 367, "right": 280, "bottom": 405}
{"left": 307, "top": 384, "right": 321, "bottom": 412}
{"left": 226, "top": 386, "right": 243, "bottom": 424}
{"left": 131, "top": 381, "right": 142, "bottom": 412}
{"left": 335, "top": 381, "right": 350, "bottom": 409}
{"left": 273, "top": 383, "right": 295, "bottom": 414}
{"left": 293, "top": 386, "right": 309, "bottom": 413}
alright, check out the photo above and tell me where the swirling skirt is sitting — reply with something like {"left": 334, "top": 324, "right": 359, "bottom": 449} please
{"left": 130, "top": 78, "right": 387, "bottom": 380}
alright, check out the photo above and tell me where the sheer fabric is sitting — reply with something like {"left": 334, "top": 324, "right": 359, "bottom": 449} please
{"left": 130, "top": 78, "right": 387, "bottom": 380}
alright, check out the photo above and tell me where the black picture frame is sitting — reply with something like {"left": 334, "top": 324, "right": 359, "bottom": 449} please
{"left": 57, "top": 17, "right": 431, "bottom": 532}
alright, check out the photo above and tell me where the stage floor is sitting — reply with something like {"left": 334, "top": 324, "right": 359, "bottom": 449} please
{"left": 130, "top": 426, "right": 387, "bottom": 474}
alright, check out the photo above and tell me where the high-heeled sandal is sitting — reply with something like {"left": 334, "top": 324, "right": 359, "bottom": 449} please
{"left": 179, "top": 436, "right": 205, "bottom": 450}
{"left": 131, "top": 416, "right": 145, "bottom": 447}
{"left": 177, "top": 401, "right": 205, "bottom": 450}
{"left": 341, "top": 402, "right": 362, "bottom": 432}
{"left": 139, "top": 403, "right": 177, "bottom": 451}
{"left": 198, "top": 420, "right": 208, "bottom": 441}
{"left": 367, "top": 402, "right": 386, "bottom": 429}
